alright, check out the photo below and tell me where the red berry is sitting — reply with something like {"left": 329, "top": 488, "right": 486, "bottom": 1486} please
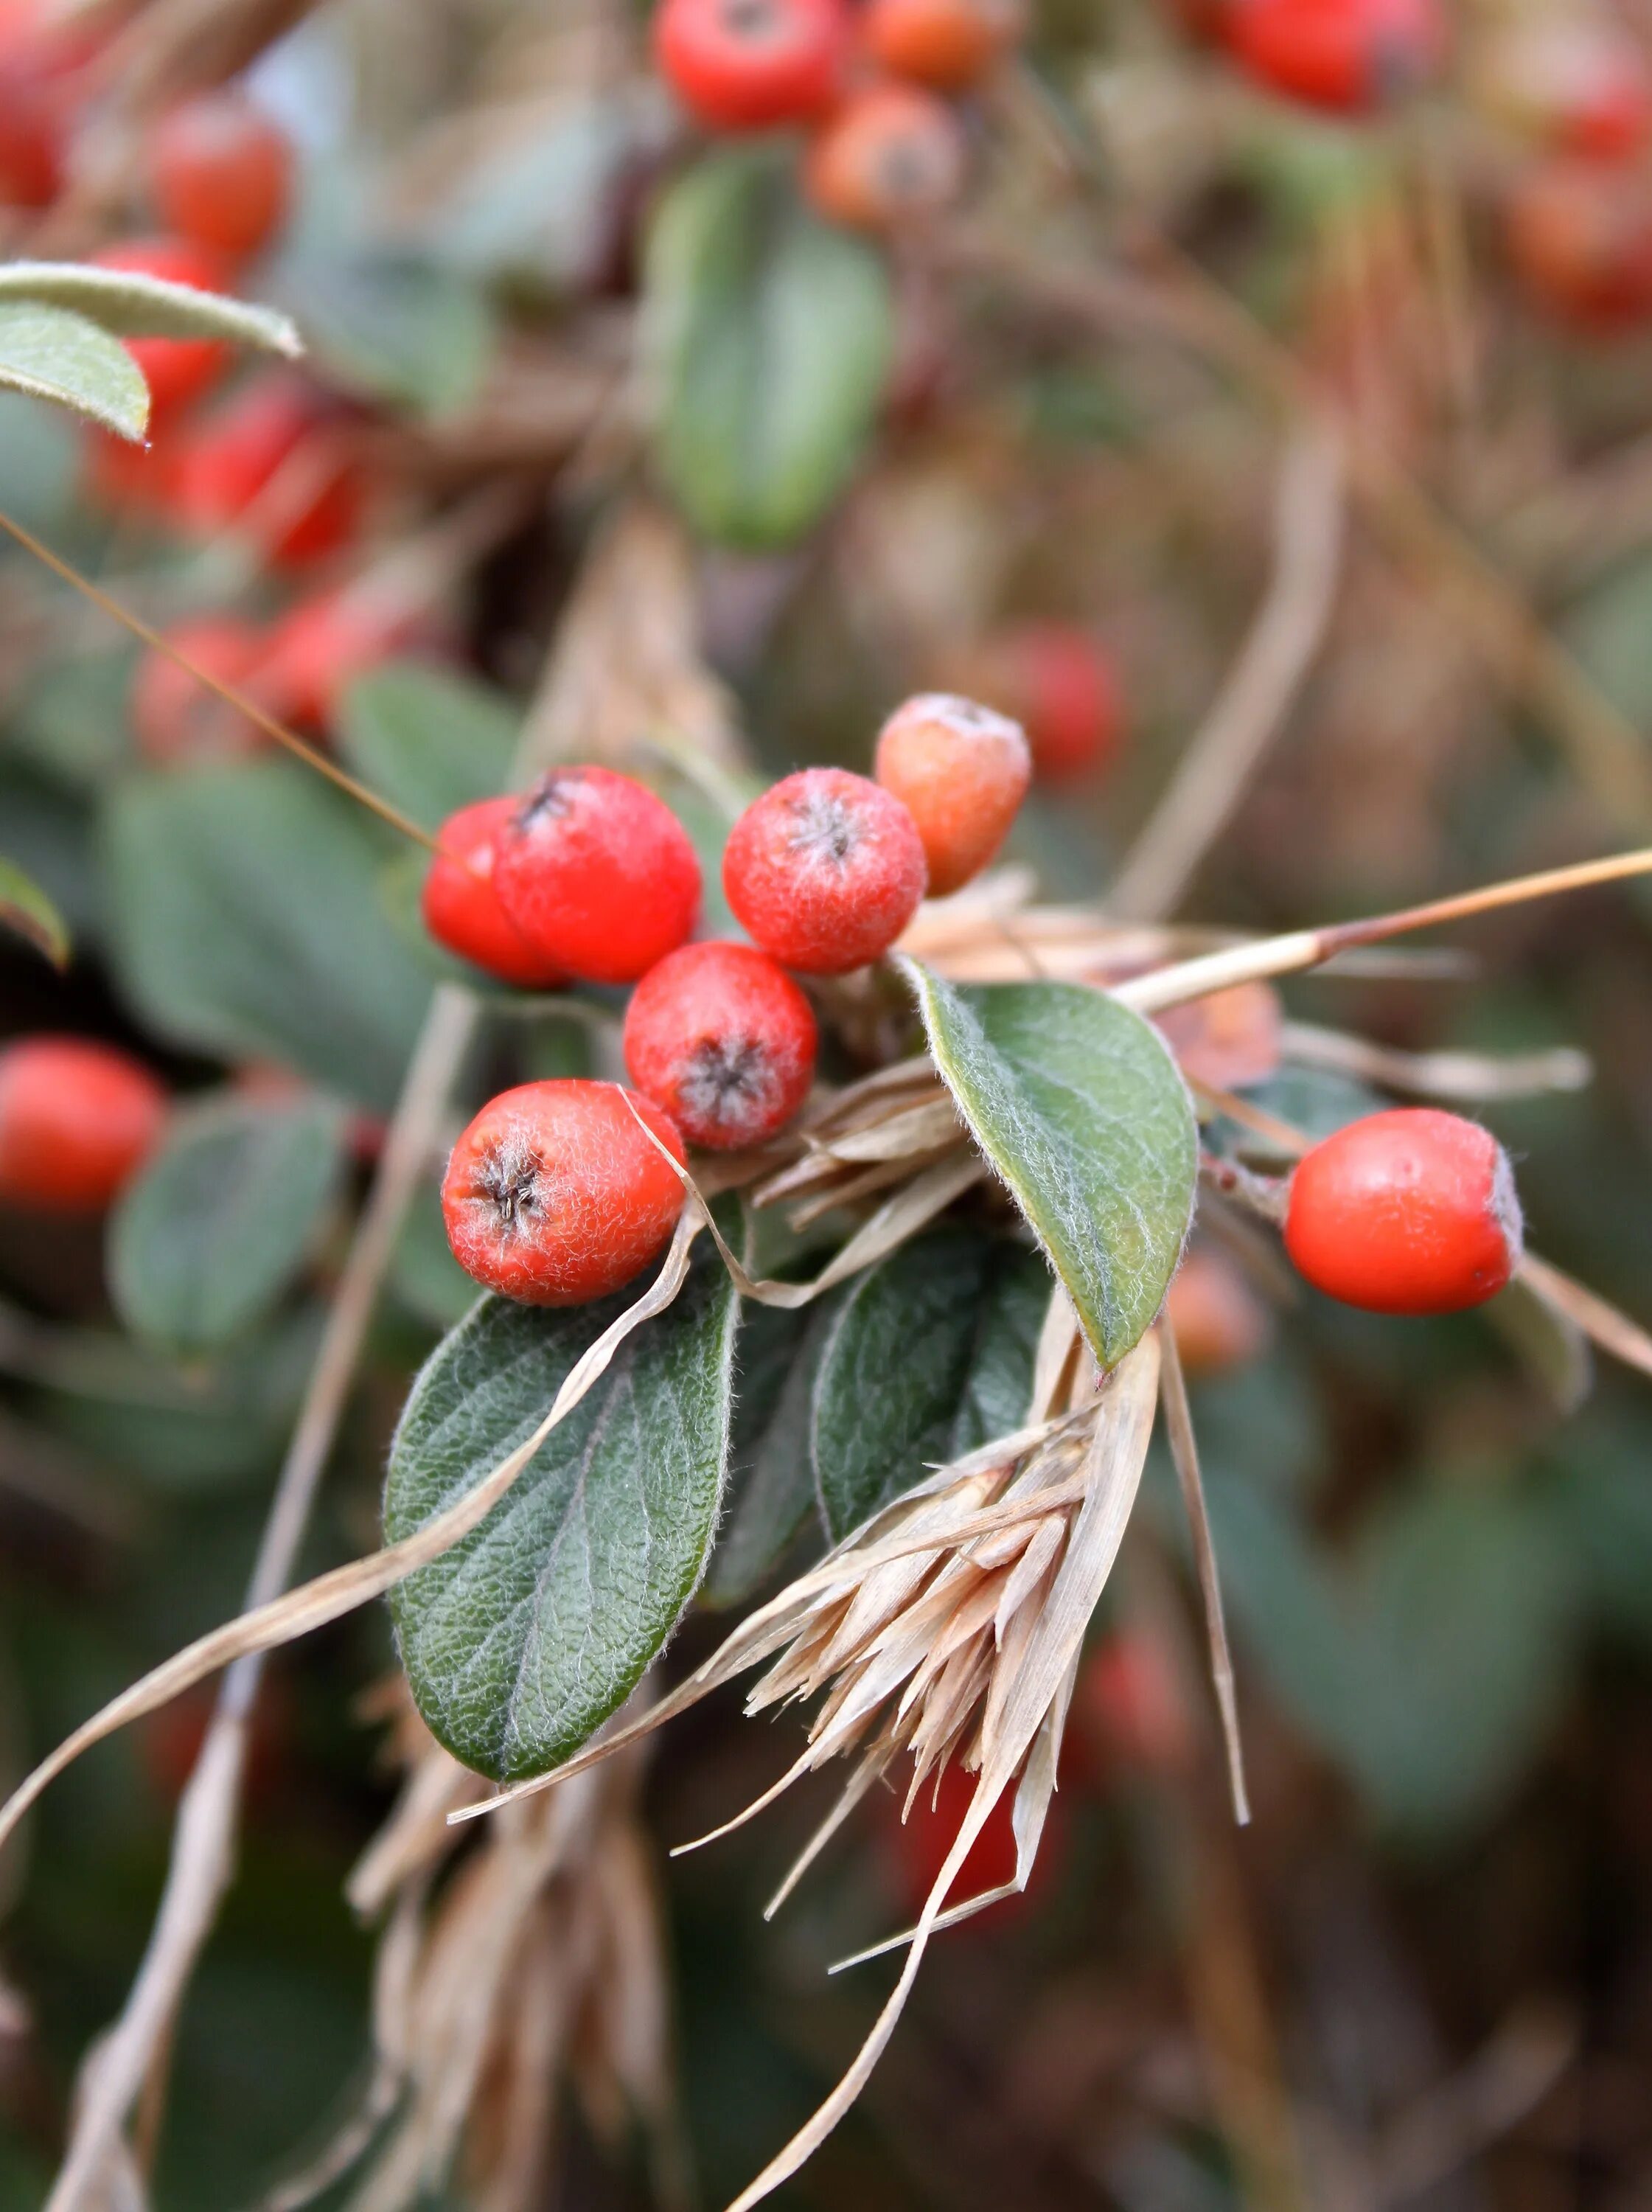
{"left": 1164, "top": 1246, "right": 1271, "bottom": 1375}
{"left": 130, "top": 615, "right": 270, "bottom": 765}
{"left": 257, "top": 590, "right": 411, "bottom": 731}
{"left": 422, "top": 798, "right": 570, "bottom": 990}
{"left": 882, "top": 1754, "right": 1068, "bottom": 1929}
{"left": 861, "top": 0, "right": 1025, "bottom": 90}
{"left": 88, "top": 238, "right": 233, "bottom": 418}
{"left": 1506, "top": 161, "right": 1652, "bottom": 334}
{"left": 441, "top": 1079, "right": 687, "bottom": 1307}
{"left": 491, "top": 768, "right": 702, "bottom": 987}
{"left": 1475, "top": 18, "right": 1652, "bottom": 164}
{"left": 1225, "top": 0, "right": 1443, "bottom": 113}
{"left": 958, "top": 624, "right": 1122, "bottom": 784}
{"left": 173, "top": 375, "right": 363, "bottom": 571}
{"left": 623, "top": 941, "right": 817, "bottom": 1150}
{"left": 873, "top": 691, "right": 1030, "bottom": 897}
{"left": 722, "top": 767, "right": 927, "bottom": 974}
{"left": 1284, "top": 1108, "right": 1523, "bottom": 1316}
{"left": 804, "top": 82, "right": 966, "bottom": 233}
{"left": 150, "top": 92, "right": 293, "bottom": 261}
{"left": 0, "top": 55, "right": 65, "bottom": 206}
{"left": 655, "top": 0, "right": 850, "bottom": 131}
{"left": 0, "top": 1036, "right": 168, "bottom": 1214}
{"left": 1074, "top": 1633, "right": 1193, "bottom": 1778}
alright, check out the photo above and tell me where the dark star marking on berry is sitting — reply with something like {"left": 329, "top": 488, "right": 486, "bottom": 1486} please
{"left": 787, "top": 789, "right": 859, "bottom": 868}
{"left": 680, "top": 1034, "right": 773, "bottom": 1133}
{"left": 513, "top": 771, "right": 582, "bottom": 833}
{"left": 474, "top": 1137, "right": 543, "bottom": 1237}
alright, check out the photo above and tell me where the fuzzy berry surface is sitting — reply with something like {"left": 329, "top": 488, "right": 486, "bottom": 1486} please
{"left": 88, "top": 238, "right": 232, "bottom": 417}
{"left": 422, "top": 798, "right": 569, "bottom": 990}
{"left": 874, "top": 691, "right": 1030, "bottom": 896}
{"left": 655, "top": 0, "right": 848, "bottom": 131}
{"left": 1284, "top": 1107, "right": 1522, "bottom": 1316}
{"left": 0, "top": 1037, "right": 168, "bottom": 1213}
{"left": 722, "top": 767, "right": 927, "bottom": 975}
{"left": 804, "top": 82, "right": 966, "bottom": 233}
{"left": 130, "top": 616, "right": 269, "bottom": 765}
{"left": 150, "top": 93, "right": 293, "bottom": 260}
{"left": 491, "top": 767, "right": 701, "bottom": 987}
{"left": 861, "top": 0, "right": 1024, "bottom": 91}
{"left": 441, "top": 1079, "right": 687, "bottom": 1307}
{"left": 624, "top": 941, "right": 818, "bottom": 1150}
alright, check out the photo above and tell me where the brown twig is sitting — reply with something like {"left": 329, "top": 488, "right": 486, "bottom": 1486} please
{"left": 1110, "top": 422, "right": 1345, "bottom": 921}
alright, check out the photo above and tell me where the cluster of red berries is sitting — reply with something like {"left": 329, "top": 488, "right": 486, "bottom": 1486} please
{"left": 430, "top": 692, "right": 1031, "bottom": 1306}
{"left": 654, "top": 0, "right": 1025, "bottom": 234}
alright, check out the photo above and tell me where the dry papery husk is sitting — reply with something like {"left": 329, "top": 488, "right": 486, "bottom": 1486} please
{"left": 257, "top": 1683, "right": 678, "bottom": 2212}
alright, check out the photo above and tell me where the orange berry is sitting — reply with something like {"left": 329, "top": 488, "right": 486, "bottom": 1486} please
{"left": 804, "top": 81, "right": 966, "bottom": 233}
{"left": 150, "top": 92, "right": 293, "bottom": 261}
{"left": 873, "top": 691, "right": 1030, "bottom": 896}
{"left": 861, "top": 0, "right": 1025, "bottom": 91}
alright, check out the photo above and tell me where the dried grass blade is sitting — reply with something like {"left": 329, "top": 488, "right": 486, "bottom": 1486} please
{"left": 1281, "top": 1022, "right": 1592, "bottom": 1102}
{"left": 0, "top": 1212, "right": 703, "bottom": 1860}
{"left": 1158, "top": 1321, "right": 1250, "bottom": 1826}
{"left": 764, "top": 1736, "right": 900, "bottom": 1921}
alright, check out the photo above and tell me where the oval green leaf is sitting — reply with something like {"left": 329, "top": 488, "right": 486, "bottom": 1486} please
{"left": 902, "top": 964, "right": 1199, "bottom": 1368}
{"left": 645, "top": 148, "right": 893, "bottom": 549}
{"left": 0, "top": 855, "right": 69, "bottom": 967}
{"left": 108, "top": 1095, "right": 348, "bottom": 1354}
{"left": 102, "top": 761, "right": 434, "bottom": 1113}
{"left": 811, "top": 1228, "right": 1050, "bottom": 1540}
{"left": 0, "top": 261, "right": 301, "bottom": 357}
{"left": 0, "top": 301, "right": 149, "bottom": 439}
{"left": 385, "top": 1254, "right": 740, "bottom": 1781}
{"left": 335, "top": 660, "right": 518, "bottom": 830}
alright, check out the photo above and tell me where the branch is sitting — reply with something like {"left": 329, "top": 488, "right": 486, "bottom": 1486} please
{"left": 1109, "top": 423, "right": 1344, "bottom": 921}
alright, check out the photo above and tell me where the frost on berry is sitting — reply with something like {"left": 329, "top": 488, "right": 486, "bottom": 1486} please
{"left": 785, "top": 782, "right": 862, "bottom": 867}
{"left": 677, "top": 1034, "right": 782, "bottom": 1144}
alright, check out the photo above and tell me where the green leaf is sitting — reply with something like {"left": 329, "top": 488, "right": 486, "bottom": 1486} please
{"left": 0, "top": 261, "right": 302, "bottom": 358}
{"left": 703, "top": 1301, "right": 816, "bottom": 1607}
{"left": 0, "top": 855, "right": 69, "bottom": 967}
{"left": 811, "top": 1229, "right": 1048, "bottom": 1540}
{"left": 335, "top": 660, "right": 518, "bottom": 830}
{"left": 275, "top": 253, "right": 493, "bottom": 416}
{"left": 390, "top": 1180, "right": 480, "bottom": 1333}
{"left": 10, "top": 645, "right": 135, "bottom": 793}
{"left": 903, "top": 967, "right": 1198, "bottom": 1368}
{"left": 108, "top": 1095, "right": 348, "bottom": 1354}
{"left": 102, "top": 760, "right": 434, "bottom": 1113}
{"left": 645, "top": 149, "right": 894, "bottom": 549}
{"left": 385, "top": 1254, "right": 740, "bottom": 1781}
{"left": 0, "top": 301, "right": 150, "bottom": 439}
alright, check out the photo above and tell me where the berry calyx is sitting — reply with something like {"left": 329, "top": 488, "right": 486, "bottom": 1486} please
{"left": 655, "top": 0, "right": 850, "bottom": 132}
{"left": 88, "top": 238, "right": 234, "bottom": 418}
{"left": 1283, "top": 1108, "right": 1523, "bottom": 1316}
{"left": 804, "top": 82, "right": 966, "bottom": 233}
{"left": 861, "top": 0, "right": 1025, "bottom": 91}
{"left": 623, "top": 941, "right": 818, "bottom": 1150}
{"left": 491, "top": 767, "right": 702, "bottom": 987}
{"left": 1224, "top": 0, "right": 1443, "bottom": 114}
{"left": 722, "top": 766, "right": 928, "bottom": 974}
{"left": 0, "top": 1036, "right": 168, "bottom": 1213}
{"left": 422, "top": 798, "right": 570, "bottom": 990}
{"left": 441, "top": 1079, "right": 687, "bottom": 1307}
{"left": 130, "top": 615, "right": 271, "bottom": 765}
{"left": 873, "top": 690, "right": 1030, "bottom": 896}
{"left": 173, "top": 375, "right": 363, "bottom": 571}
{"left": 150, "top": 92, "right": 293, "bottom": 261}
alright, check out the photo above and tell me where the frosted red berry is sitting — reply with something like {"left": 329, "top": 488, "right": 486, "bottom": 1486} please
{"left": 130, "top": 615, "right": 270, "bottom": 765}
{"left": 422, "top": 798, "right": 569, "bottom": 990}
{"left": 88, "top": 238, "right": 233, "bottom": 417}
{"left": 624, "top": 941, "right": 817, "bottom": 1150}
{"left": 722, "top": 767, "right": 928, "bottom": 975}
{"left": 174, "top": 375, "right": 363, "bottom": 571}
{"left": 1284, "top": 1108, "right": 1523, "bottom": 1316}
{"left": 874, "top": 691, "right": 1030, "bottom": 897}
{"left": 0, "top": 1036, "right": 168, "bottom": 1213}
{"left": 861, "top": 0, "right": 1025, "bottom": 90}
{"left": 804, "top": 83, "right": 966, "bottom": 233}
{"left": 150, "top": 93, "right": 293, "bottom": 261}
{"left": 655, "top": 0, "right": 849, "bottom": 131}
{"left": 441, "top": 1079, "right": 687, "bottom": 1307}
{"left": 1224, "top": 0, "right": 1443, "bottom": 113}
{"left": 491, "top": 767, "right": 702, "bottom": 987}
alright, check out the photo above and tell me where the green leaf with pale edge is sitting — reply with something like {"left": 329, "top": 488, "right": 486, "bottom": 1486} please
{"left": 0, "top": 302, "right": 149, "bottom": 439}
{"left": 336, "top": 661, "right": 517, "bottom": 830}
{"left": 108, "top": 1096, "right": 347, "bottom": 1354}
{"left": 0, "top": 856, "right": 69, "bottom": 967}
{"left": 102, "top": 761, "right": 433, "bottom": 1113}
{"left": 812, "top": 1229, "right": 1049, "bottom": 1541}
{"left": 646, "top": 148, "right": 893, "bottom": 549}
{"left": 902, "top": 964, "right": 1199, "bottom": 1368}
{"left": 0, "top": 262, "right": 301, "bottom": 357}
{"left": 385, "top": 1253, "right": 739, "bottom": 1781}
